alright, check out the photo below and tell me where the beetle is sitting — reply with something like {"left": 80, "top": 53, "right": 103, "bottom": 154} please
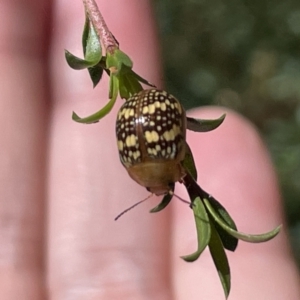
{"left": 116, "top": 89, "right": 187, "bottom": 196}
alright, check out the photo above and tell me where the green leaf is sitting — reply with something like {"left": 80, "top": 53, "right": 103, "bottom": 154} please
{"left": 118, "top": 75, "right": 130, "bottom": 99}
{"left": 209, "top": 221, "right": 231, "bottom": 299}
{"left": 113, "top": 49, "right": 133, "bottom": 68}
{"left": 182, "top": 142, "right": 198, "bottom": 181}
{"left": 204, "top": 198, "right": 281, "bottom": 243}
{"left": 65, "top": 16, "right": 102, "bottom": 72}
{"left": 105, "top": 51, "right": 154, "bottom": 94}
{"left": 205, "top": 196, "right": 238, "bottom": 251}
{"left": 122, "top": 72, "right": 143, "bottom": 96}
{"left": 83, "top": 17, "right": 106, "bottom": 86}
{"left": 150, "top": 184, "right": 174, "bottom": 213}
{"left": 109, "top": 74, "right": 119, "bottom": 100}
{"left": 187, "top": 114, "right": 226, "bottom": 132}
{"left": 181, "top": 197, "right": 211, "bottom": 262}
{"left": 84, "top": 20, "right": 102, "bottom": 64}
{"left": 87, "top": 64, "right": 104, "bottom": 88}
{"left": 72, "top": 97, "right": 116, "bottom": 123}
{"left": 65, "top": 50, "right": 98, "bottom": 70}
{"left": 72, "top": 75, "right": 119, "bottom": 123}
{"left": 130, "top": 69, "right": 156, "bottom": 87}
{"left": 117, "top": 71, "right": 144, "bottom": 100}
{"left": 214, "top": 222, "right": 238, "bottom": 252}
{"left": 82, "top": 14, "right": 90, "bottom": 53}
{"left": 106, "top": 49, "right": 133, "bottom": 76}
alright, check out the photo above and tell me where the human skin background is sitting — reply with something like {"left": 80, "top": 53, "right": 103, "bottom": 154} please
{"left": 0, "top": 0, "right": 300, "bottom": 299}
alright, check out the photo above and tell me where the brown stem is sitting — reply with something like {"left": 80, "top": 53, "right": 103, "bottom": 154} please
{"left": 82, "top": 0, "right": 118, "bottom": 54}
{"left": 183, "top": 172, "right": 210, "bottom": 205}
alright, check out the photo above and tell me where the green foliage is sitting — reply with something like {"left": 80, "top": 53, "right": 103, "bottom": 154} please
{"left": 180, "top": 173, "right": 280, "bottom": 298}
{"left": 72, "top": 75, "right": 119, "bottom": 123}
{"left": 181, "top": 197, "right": 211, "bottom": 262}
{"left": 66, "top": 16, "right": 103, "bottom": 86}
{"left": 204, "top": 198, "right": 281, "bottom": 243}
{"left": 186, "top": 113, "right": 226, "bottom": 132}
{"left": 65, "top": 14, "right": 154, "bottom": 124}
{"left": 209, "top": 221, "right": 231, "bottom": 299}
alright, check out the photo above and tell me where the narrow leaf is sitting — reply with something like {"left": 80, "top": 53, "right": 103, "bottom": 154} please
{"left": 65, "top": 18, "right": 101, "bottom": 72}
{"left": 72, "top": 96, "right": 116, "bottom": 123}
{"left": 209, "top": 221, "right": 231, "bottom": 299}
{"left": 131, "top": 69, "right": 156, "bottom": 87}
{"left": 207, "top": 196, "right": 237, "bottom": 230}
{"left": 187, "top": 114, "right": 226, "bottom": 132}
{"left": 88, "top": 64, "right": 104, "bottom": 88}
{"left": 118, "top": 75, "right": 130, "bottom": 99}
{"left": 113, "top": 49, "right": 133, "bottom": 68}
{"left": 108, "top": 74, "right": 119, "bottom": 100}
{"left": 205, "top": 196, "right": 238, "bottom": 251}
{"left": 84, "top": 20, "right": 102, "bottom": 64}
{"left": 182, "top": 142, "right": 198, "bottom": 181}
{"left": 122, "top": 73, "right": 143, "bottom": 97}
{"left": 72, "top": 76, "right": 119, "bottom": 124}
{"left": 82, "top": 13, "right": 90, "bottom": 53}
{"left": 181, "top": 197, "right": 211, "bottom": 262}
{"left": 214, "top": 222, "right": 238, "bottom": 252}
{"left": 65, "top": 50, "right": 98, "bottom": 70}
{"left": 116, "top": 65, "right": 143, "bottom": 100}
{"left": 204, "top": 198, "right": 281, "bottom": 243}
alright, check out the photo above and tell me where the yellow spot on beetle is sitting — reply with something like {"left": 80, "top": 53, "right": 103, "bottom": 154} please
{"left": 133, "top": 151, "right": 141, "bottom": 160}
{"left": 172, "top": 125, "right": 179, "bottom": 136}
{"left": 163, "top": 130, "right": 171, "bottom": 141}
{"left": 125, "top": 108, "right": 134, "bottom": 119}
{"left": 118, "top": 140, "right": 124, "bottom": 151}
{"left": 148, "top": 104, "right": 155, "bottom": 114}
{"left": 161, "top": 102, "right": 166, "bottom": 111}
{"left": 142, "top": 106, "right": 149, "bottom": 114}
{"left": 163, "top": 129, "right": 175, "bottom": 141}
{"left": 126, "top": 134, "right": 137, "bottom": 147}
{"left": 151, "top": 148, "right": 157, "bottom": 156}
{"left": 145, "top": 131, "right": 159, "bottom": 143}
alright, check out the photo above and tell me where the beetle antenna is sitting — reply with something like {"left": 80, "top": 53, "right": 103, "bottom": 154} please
{"left": 171, "top": 192, "right": 192, "bottom": 206}
{"left": 114, "top": 194, "right": 153, "bottom": 221}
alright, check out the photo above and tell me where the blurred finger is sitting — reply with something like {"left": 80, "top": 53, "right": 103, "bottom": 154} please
{"left": 172, "top": 107, "right": 300, "bottom": 299}
{"left": 0, "top": 0, "right": 50, "bottom": 298}
{"left": 48, "top": 1, "right": 172, "bottom": 299}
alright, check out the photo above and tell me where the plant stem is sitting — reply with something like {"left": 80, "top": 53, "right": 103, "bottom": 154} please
{"left": 82, "top": 0, "right": 118, "bottom": 54}
{"left": 183, "top": 172, "right": 210, "bottom": 205}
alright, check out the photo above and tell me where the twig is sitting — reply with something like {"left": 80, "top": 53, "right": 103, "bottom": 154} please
{"left": 82, "top": 0, "right": 119, "bottom": 54}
